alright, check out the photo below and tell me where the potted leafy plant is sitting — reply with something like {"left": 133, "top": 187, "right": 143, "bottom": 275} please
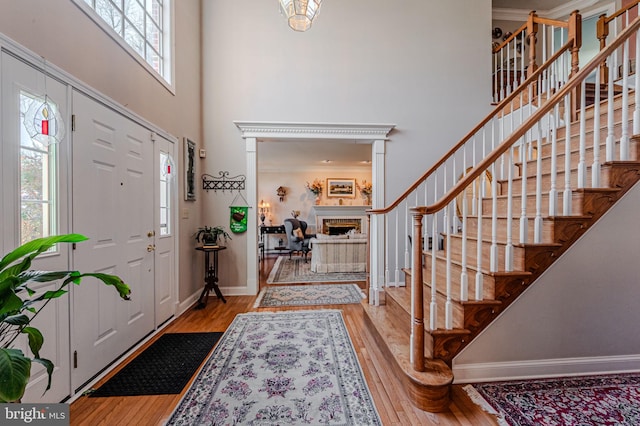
{"left": 194, "top": 226, "right": 232, "bottom": 246}
{"left": 0, "top": 233, "right": 131, "bottom": 403}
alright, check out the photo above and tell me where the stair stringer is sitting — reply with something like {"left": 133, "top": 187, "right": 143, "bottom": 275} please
{"left": 452, "top": 177, "right": 640, "bottom": 382}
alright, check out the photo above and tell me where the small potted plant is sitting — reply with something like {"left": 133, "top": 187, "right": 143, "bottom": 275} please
{"left": 194, "top": 226, "right": 232, "bottom": 246}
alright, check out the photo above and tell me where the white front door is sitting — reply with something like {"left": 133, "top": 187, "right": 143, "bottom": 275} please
{"left": 71, "top": 90, "right": 155, "bottom": 388}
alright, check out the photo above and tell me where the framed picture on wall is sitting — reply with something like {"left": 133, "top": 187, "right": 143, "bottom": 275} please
{"left": 184, "top": 138, "right": 196, "bottom": 201}
{"left": 327, "top": 178, "right": 356, "bottom": 198}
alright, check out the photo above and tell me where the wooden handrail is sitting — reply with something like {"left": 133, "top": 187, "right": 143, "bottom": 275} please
{"left": 414, "top": 14, "right": 640, "bottom": 216}
{"left": 369, "top": 39, "right": 574, "bottom": 216}
{"left": 492, "top": 13, "right": 569, "bottom": 54}
{"left": 603, "top": 0, "right": 639, "bottom": 24}
{"left": 492, "top": 22, "right": 527, "bottom": 53}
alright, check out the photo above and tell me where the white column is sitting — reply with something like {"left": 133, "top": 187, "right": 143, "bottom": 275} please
{"left": 370, "top": 139, "right": 386, "bottom": 305}
{"left": 245, "top": 137, "right": 259, "bottom": 295}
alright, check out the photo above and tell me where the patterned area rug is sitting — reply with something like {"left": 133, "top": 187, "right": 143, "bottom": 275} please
{"left": 253, "top": 284, "right": 365, "bottom": 308}
{"left": 267, "top": 256, "right": 367, "bottom": 284}
{"left": 465, "top": 373, "right": 640, "bottom": 425}
{"left": 166, "top": 310, "right": 382, "bottom": 425}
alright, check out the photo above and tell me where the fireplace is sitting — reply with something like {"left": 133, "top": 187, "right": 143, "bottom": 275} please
{"left": 312, "top": 205, "right": 368, "bottom": 235}
{"left": 324, "top": 219, "right": 361, "bottom": 235}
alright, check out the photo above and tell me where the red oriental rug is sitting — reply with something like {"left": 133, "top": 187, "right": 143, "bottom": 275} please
{"left": 465, "top": 373, "right": 640, "bottom": 425}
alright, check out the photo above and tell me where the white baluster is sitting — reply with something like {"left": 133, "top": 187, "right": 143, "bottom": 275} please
{"left": 620, "top": 37, "right": 630, "bottom": 161}
{"left": 634, "top": 27, "right": 640, "bottom": 135}
{"left": 385, "top": 214, "right": 390, "bottom": 286}
{"left": 549, "top": 103, "right": 559, "bottom": 216}
{"left": 430, "top": 176, "right": 438, "bottom": 330}
{"left": 606, "top": 54, "right": 615, "bottom": 161}
{"left": 563, "top": 94, "right": 572, "bottom": 216}
{"left": 534, "top": 122, "right": 543, "bottom": 243}
{"left": 592, "top": 67, "right": 602, "bottom": 188}
{"left": 398, "top": 202, "right": 410, "bottom": 270}
{"left": 505, "top": 146, "right": 514, "bottom": 272}
{"left": 578, "top": 79, "right": 587, "bottom": 188}
{"left": 520, "top": 131, "right": 529, "bottom": 244}
{"left": 452, "top": 157, "right": 458, "bottom": 234}
{"left": 490, "top": 151, "right": 499, "bottom": 272}
{"left": 460, "top": 183, "right": 468, "bottom": 302}
{"left": 444, "top": 204, "right": 453, "bottom": 330}
{"left": 475, "top": 166, "right": 484, "bottom": 301}
{"left": 472, "top": 136, "right": 477, "bottom": 215}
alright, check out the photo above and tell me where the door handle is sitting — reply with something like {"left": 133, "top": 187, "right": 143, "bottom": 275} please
{"left": 147, "top": 244, "right": 156, "bottom": 252}
{"left": 147, "top": 230, "right": 156, "bottom": 237}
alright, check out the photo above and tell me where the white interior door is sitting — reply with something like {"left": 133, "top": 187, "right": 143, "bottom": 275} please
{"left": 154, "top": 134, "right": 176, "bottom": 326}
{"left": 1, "top": 53, "right": 71, "bottom": 402}
{"left": 71, "top": 90, "right": 155, "bottom": 388}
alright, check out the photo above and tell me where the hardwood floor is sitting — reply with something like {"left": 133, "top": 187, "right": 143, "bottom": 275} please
{"left": 69, "top": 255, "right": 499, "bottom": 425}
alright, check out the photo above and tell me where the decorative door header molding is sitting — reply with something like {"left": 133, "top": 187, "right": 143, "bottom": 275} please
{"left": 234, "top": 121, "right": 395, "bottom": 141}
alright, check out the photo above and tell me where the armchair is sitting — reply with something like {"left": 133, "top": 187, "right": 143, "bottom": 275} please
{"left": 283, "top": 218, "right": 314, "bottom": 261}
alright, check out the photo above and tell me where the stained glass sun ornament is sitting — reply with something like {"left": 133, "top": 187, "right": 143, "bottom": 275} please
{"left": 162, "top": 154, "right": 176, "bottom": 180}
{"left": 23, "top": 94, "right": 65, "bottom": 147}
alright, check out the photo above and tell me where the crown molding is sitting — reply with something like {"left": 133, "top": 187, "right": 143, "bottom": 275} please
{"left": 493, "top": 0, "right": 602, "bottom": 21}
{"left": 234, "top": 121, "right": 396, "bottom": 141}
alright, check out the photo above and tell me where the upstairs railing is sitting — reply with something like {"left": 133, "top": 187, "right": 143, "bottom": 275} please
{"left": 597, "top": 1, "right": 639, "bottom": 84}
{"left": 492, "top": 11, "right": 581, "bottom": 103}
{"left": 369, "top": 5, "right": 640, "bottom": 372}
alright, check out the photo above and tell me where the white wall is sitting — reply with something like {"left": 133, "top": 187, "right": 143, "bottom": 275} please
{"left": 454, "top": 182, "right": 640, "bottom": 382}
{"left": 202, "top": 0, "right": 492, "bottom": 291}
{"left": 0, "top": 0, "right": 203, "bottom": 303}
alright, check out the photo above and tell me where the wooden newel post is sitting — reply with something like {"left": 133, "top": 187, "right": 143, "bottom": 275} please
{"left": 410, "top": 210, "right": 425, "bottom": 372}
{"left": 569, "top": 10, "right": 583, "bottom": 120}
{"left": 526, "top": 11, "right": 539, "bottom": 78}
{"left": 597, "top": 13, "right": 609, "bottom": 84}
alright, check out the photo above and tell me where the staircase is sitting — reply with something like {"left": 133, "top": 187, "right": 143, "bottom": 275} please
{"left": 362, "top": 5, "right": 640, "bottom": 413}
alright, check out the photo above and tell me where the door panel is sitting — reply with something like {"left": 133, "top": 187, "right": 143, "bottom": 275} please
{"left": 71, "top": 90, "right": 154, "bottom": 388}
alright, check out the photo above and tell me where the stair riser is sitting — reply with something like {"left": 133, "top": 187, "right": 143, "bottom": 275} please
{"left": 441, "top": 238, "right": 526, "bottom": 271}
{"left": 480, "top": 192, "right": 584, "bottom": 216}
{"left": 422, "top": 257, "right": 496, "bottom": 300}
{"left": 465, "top": 216, "right": 556, "bottom": 244}
{"left": 526, "top": 134, "right": 638, "bottom": 175}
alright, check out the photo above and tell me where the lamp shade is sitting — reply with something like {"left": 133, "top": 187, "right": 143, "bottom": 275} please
{"left": 279, "top": 0, "right": 323, "bottom": 32}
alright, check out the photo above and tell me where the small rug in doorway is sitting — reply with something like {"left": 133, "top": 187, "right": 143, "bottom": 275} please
{"left": 267, "top": 256, "right": 367, "bottom": 284}
{"left": 89, "top": 332, "right": 223, "bottom": 397}
{"left": 253, "top": 284, "right": 365, "bottom": 308}
{"left": 465, "top": 373, "right": 640, "bottom": 426}
{"left": 166, "top": 310, "right": 382, "bottom": 425}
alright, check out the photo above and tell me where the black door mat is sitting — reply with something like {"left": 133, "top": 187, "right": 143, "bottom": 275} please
{"left": 89, "top": 332, "right": 223, "bottom": 397}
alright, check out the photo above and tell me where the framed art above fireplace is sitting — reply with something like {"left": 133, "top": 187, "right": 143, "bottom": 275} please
{"left": 327, "top": 178, "right": 356, "bottom": 198}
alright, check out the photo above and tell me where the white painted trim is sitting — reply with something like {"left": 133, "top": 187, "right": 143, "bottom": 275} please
{"left": 0, "top": 32, "right": 177, "bottom": 144}
{"left": 235, "top": 122, "right": 395, "bottom": 297}
{"left": 492, "top": 0, "right": 601, "bottom": 21}
{"left": 453, "top": 354, "right": 640, "bottom": 384}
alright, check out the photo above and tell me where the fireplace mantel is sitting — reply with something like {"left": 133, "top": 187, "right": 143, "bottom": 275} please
{"left": 313, "top": 205, "right": 370, "bottom": 216}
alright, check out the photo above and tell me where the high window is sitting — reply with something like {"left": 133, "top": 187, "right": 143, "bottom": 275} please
{"left": 79, "top": 0, "right": 172, "bottom": 85}
{"left": 19, "top": 92, "right": 58, "bottom": 245}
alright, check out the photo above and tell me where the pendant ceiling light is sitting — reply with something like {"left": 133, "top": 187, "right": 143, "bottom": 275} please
{"left": 279, "top": 0, "right": 323, "bottom": 32}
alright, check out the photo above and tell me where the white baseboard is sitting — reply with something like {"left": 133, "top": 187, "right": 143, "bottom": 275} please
{"left": 453, "top": 354, "right": 640, "bottom": 383}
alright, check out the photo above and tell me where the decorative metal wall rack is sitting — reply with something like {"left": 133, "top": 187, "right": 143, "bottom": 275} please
{"left": 202, "top": 171, "right": 246, "bottom": 192}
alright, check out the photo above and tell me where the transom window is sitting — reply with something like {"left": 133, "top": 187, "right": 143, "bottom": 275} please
{"left": 79, "top": 0, "right": 171, "bottom": 84}
{"left": 19, "top": 92, "right": 58, "bottom": 245}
